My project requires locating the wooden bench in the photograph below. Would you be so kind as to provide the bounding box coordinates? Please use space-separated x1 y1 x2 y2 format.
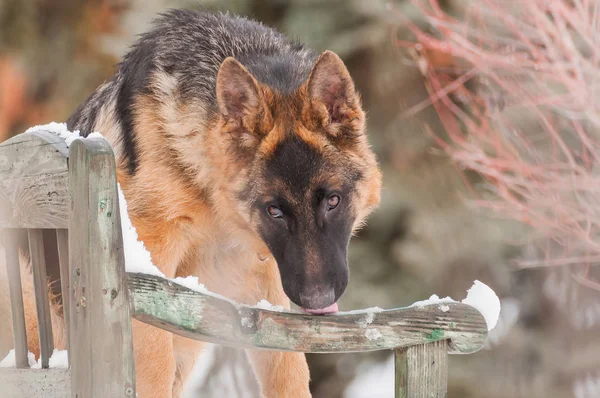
0 129 488 397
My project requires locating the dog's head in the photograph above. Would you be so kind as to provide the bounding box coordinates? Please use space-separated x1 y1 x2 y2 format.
213 51 381 313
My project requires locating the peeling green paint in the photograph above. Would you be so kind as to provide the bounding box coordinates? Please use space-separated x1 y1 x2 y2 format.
131 289 204 331
426 329 444 342
127 274 488 354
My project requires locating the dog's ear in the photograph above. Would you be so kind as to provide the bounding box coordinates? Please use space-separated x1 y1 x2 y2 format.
305 50 364 139
217 57 262 121
216 57 272 150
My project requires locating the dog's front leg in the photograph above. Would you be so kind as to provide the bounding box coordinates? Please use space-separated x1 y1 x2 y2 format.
245 349 311 398
236 262 312 398
132 319 177 398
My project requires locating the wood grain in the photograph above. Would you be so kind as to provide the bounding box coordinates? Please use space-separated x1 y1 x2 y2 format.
68 138 136 398
1 230 30 368
129 273 487 354
28 229 54 369
0 368 70 398
0 130 69 229
396 340 448 397
56 229 70 365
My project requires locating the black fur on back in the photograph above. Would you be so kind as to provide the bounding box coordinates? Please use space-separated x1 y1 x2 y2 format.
67 9 319 175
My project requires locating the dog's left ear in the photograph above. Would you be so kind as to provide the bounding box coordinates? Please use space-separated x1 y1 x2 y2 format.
305 50 364 138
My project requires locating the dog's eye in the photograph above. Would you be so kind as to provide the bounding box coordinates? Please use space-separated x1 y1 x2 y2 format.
267 205 283 218
327 195 340 210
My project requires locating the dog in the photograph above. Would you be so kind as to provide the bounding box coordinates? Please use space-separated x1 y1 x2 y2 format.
2 9 382 397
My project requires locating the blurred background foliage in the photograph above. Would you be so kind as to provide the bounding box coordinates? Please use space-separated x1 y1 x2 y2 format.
0 0 598 397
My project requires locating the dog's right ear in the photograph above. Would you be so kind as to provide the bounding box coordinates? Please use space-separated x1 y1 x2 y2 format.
217 58 261 120
216 57 272 152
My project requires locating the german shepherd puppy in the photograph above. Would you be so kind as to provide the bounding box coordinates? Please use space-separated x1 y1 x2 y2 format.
15 8 382 397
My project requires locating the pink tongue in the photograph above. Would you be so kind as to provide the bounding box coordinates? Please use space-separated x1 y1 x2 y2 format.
302 302 339 315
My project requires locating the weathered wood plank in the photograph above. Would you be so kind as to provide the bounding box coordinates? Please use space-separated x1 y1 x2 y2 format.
28 229 54 369
395 340 448 398
0 130 69 229
1 230 29 368
0 368 70 398
68 138 136 398
128 273 487 354
56 229 70 365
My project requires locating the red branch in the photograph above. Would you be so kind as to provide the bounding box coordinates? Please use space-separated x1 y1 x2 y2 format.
394 0 600 282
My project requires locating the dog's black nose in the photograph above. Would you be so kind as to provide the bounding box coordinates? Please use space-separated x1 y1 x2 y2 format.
299 286 335 310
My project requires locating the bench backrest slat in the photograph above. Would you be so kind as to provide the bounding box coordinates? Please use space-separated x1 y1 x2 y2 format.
129 272 487 354
56 229 70 365
2 230 30 368
28 228 55 368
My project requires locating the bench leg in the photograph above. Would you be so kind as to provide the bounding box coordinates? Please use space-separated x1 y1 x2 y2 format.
395 340 448 398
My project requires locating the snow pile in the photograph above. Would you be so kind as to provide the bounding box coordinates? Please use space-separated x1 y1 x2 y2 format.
254 299 285 312
170 275 244 303
365 328 382 341
170 276 207 292
462 280 501 331
117 183 165 277
239 299 289 329
45 349 69 368
410 280 501 331
338 306 384 315
26 121 86 146
0 350 36 368
171 276 235 303
240 316 254 328
344 308 385 340
357 312 376 328
410 294 455 309
0 349 68 369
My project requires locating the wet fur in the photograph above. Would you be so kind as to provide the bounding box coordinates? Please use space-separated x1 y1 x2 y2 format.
3 9 381 398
